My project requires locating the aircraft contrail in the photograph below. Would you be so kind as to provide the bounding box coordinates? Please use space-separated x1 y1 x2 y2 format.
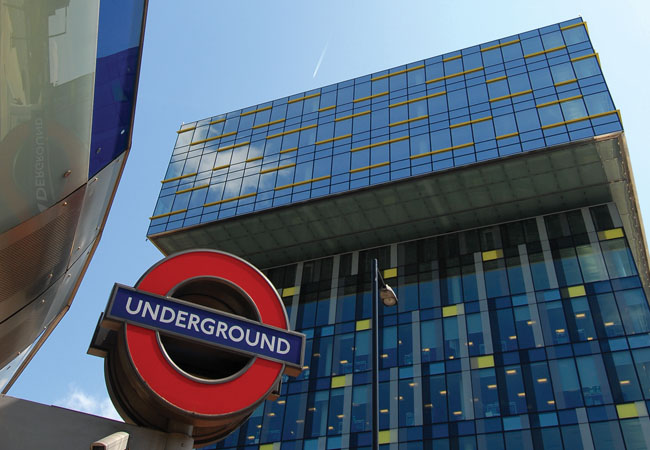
313 42 329 78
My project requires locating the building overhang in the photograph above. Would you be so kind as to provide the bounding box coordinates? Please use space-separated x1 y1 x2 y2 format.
149 132 649 287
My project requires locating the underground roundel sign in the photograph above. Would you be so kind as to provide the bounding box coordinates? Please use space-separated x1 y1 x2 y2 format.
88 250 305 446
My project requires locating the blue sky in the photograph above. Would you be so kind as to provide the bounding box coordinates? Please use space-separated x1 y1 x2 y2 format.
9 0 650 418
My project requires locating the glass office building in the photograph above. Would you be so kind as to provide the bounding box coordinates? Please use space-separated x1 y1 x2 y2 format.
147 18 650 449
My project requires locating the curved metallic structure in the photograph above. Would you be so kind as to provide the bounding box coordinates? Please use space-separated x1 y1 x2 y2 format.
0 0 149 392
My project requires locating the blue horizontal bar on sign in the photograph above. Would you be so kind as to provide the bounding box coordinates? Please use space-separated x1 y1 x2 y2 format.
105 284 305 369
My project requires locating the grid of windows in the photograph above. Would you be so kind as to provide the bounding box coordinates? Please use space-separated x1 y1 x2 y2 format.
147 18 621 237
205 204 650 450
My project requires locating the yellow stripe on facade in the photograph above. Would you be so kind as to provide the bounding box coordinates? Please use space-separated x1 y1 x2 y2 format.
442 54 462 62
245 156 263 162
217 141 250 152
318 105 336 112
489 89 533 102
149 209 187 220
356 319 371 331
212 164 230 171
371 64 425 81
474 355 495 368
616 403 639 419
274 175 331 191
482 249 504 261
191 131 237 146
481 39 520 52
410 142 473 160
389 115 428 127
350 135 410 153
335 110 371 122
354 91 389 103
282 286 298 297
554 78 578 87
568 285 586 298
161 172 197 184
561 21 587 31
315 134 352 146
541 110 619 130
384 268 397 278
259 163 296 174
266 124 317 139
496 132 519 140
252 119 285 129
442 305 459 317
389 91 446 108
177 126 195 134
450 116 492 129
287 92 320 104
426 66 483 84
240 105 272 117
209 118 226 125
175 184 209 195
204 192 257 207
279 147 298 154
486 75 507 84
349 161 390 173
571 52 598 63
524 45 567 59
331 375 347 388
536 95 583 108
598 228 624 240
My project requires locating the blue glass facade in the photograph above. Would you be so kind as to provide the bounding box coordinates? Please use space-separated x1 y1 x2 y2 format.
147 18 650 450
209 204 650 450
147 17 620 236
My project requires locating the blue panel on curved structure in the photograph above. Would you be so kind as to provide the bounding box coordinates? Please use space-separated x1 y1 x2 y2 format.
89 0 147 177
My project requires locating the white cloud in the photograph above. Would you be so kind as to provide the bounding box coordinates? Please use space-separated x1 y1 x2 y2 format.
56 384 122 421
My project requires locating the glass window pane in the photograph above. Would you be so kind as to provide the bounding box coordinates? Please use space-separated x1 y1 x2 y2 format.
447 372 469 421
569 297 597 342
526 362 555 411
548 358 583 408
466 313 486 356
501 365 527 415
423 374 447 423
632 348 650 399
616 289 650 335
538 301 569 345
472 368 500 418
305 390 329 438
513 306 537 349
591 292 625 338
576 354 613 406
444 316 461 359
421 319 444 362
351 384 371 432
605 351 643 402
398 378 418 427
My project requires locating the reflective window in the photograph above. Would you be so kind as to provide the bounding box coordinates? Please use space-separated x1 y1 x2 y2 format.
351 384 371 432
447 372 468 421
576 354 613 405
421 319 444 362
472 368 500 418
502 366 527 415
616 289 650 335
548 358 583 408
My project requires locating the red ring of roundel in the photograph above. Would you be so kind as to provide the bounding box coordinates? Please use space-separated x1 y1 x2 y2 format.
126 250 287 416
